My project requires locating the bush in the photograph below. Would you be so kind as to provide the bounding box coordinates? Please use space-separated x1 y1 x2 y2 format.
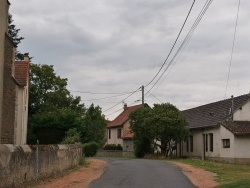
103 144 123 150
83 141 99 157
61 128 81 144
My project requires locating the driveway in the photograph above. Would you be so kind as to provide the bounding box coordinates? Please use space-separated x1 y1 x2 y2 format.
89 158 195 188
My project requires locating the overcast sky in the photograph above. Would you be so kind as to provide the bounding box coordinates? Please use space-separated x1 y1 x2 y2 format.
10 0 250 120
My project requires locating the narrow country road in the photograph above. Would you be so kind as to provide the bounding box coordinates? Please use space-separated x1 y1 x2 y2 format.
89 158 195 188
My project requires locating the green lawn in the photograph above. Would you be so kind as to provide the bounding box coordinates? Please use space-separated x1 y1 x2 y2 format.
171 158 250 188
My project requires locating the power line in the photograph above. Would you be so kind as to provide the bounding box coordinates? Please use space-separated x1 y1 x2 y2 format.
145 0 196 87
82 93 133 102
69 90 134 95
144 88 163 103
145 0 214 96
224 0 241 99
103 87 141 113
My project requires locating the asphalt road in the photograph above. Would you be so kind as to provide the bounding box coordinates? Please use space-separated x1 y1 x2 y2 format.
89 158 195 188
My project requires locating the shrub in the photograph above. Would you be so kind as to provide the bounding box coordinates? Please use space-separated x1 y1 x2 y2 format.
103 144 123 150
61 128 81 144
83 141 99 157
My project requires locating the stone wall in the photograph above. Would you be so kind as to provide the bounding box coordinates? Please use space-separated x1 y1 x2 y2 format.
1 35 16 144
0 143 82 187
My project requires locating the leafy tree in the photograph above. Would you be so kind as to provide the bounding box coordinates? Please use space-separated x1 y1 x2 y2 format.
61 128 81 144
28 64 85 144
81 104 106 145
130 103 189 158
129 107 153 157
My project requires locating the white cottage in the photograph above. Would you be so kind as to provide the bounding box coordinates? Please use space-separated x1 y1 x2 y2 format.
179 94 250 164
107 104 147 151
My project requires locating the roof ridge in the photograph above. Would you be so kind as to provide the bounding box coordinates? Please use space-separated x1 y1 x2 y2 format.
182 93 249 112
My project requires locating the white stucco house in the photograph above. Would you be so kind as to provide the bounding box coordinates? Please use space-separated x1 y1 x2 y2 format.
179 94 250 164
107 104 146 151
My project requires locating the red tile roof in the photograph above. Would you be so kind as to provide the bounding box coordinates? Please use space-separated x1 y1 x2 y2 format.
122 130 133 140
107 104 145 127
14 61 30 86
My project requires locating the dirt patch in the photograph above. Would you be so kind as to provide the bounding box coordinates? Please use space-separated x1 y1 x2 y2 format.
171 161 219 188
33 158 107 188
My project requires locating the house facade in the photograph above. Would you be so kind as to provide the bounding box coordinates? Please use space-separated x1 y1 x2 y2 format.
0 0 10 144
179 94 250 164
107 104 145 151
0 0 30 144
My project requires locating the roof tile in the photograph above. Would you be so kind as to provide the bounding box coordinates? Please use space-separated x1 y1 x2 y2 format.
14 61 30 86
107 104 145 127
182 94 249 129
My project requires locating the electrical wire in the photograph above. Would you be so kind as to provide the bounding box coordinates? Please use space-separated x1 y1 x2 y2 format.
103 87 141 113
145 0 196 87
69 90 134 95
145 0 213 96
144 88 163 103
82 93 133 102
224 0 241 99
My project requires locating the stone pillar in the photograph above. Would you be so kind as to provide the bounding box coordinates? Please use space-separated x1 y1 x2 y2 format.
0 0 10 143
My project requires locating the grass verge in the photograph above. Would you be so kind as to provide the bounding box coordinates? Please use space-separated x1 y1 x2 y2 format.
171 158 250 187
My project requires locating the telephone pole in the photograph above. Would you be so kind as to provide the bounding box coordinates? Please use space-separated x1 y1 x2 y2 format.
142 85 144 105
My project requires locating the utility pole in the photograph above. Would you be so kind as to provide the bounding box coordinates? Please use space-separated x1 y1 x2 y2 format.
142 85 144 105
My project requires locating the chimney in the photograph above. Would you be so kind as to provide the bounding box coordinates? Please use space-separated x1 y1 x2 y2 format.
123 103 127 110
23 53 30 61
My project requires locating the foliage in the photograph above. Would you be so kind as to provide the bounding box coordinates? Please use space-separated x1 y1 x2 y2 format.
61 128 81 144
103 144 123 151
130 103 189 157
82 141 99 157
80 104 106 145
7 14 25 60
28 64 86 144
79 156 89 167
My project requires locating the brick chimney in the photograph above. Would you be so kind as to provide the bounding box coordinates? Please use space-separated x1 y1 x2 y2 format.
23 53 30 61
123 103 127 110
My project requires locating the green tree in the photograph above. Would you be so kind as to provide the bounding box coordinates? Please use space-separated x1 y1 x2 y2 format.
130 103 189 158
7 14 25 60
28 64 85 144
81 104 106 145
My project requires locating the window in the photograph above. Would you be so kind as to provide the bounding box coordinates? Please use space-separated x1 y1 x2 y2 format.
117 128 121 139
108 129 111 139
209 133 213 152
222 139 230 148
190 136 193 152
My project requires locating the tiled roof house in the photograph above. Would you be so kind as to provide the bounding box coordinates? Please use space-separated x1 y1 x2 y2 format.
107 104 146 151
179 94 250 164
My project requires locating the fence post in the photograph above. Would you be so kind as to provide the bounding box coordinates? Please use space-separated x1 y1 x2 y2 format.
36 140 39 181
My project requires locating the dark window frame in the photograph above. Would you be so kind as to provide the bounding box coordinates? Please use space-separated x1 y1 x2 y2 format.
209 133 213 152
222 139 230 148
117 128 122 139
190 135 193 152
108 129 111 139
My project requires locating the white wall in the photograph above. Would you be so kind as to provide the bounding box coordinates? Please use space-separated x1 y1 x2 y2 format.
107 127 123 146
16 86 28 144
234 136 250 158
234 100 250 121
219 126 235 158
